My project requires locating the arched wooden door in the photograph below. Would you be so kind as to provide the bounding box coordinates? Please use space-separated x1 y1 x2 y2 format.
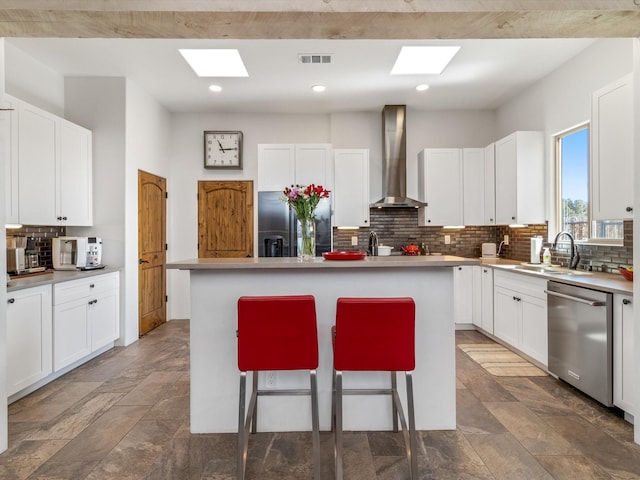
198 181 253 258
138 170 167 336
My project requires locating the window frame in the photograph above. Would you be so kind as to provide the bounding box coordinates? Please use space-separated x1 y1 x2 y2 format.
554 123 623 246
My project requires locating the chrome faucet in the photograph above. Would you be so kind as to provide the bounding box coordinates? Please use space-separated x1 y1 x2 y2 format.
552 231 580 269
368 231 378 256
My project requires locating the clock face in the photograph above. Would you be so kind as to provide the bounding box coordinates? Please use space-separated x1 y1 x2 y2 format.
204 131 243 169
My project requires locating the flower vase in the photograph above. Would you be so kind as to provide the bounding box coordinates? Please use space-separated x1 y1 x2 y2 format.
297 217 316 260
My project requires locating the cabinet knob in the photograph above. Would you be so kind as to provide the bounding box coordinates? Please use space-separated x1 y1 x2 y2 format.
427 219 431 223
63 216 68 221
364 220 368 223
513 296 521 302
626 206 633 213
57 216 62 221
90 283 95 288
483 269 488 273
489 218 493 222
458 267 462 270
7 298 15 304
511 216 516 220
623 298 632 305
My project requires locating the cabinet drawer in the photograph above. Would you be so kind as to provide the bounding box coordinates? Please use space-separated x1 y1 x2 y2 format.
54 272 118 305
494 270 546 300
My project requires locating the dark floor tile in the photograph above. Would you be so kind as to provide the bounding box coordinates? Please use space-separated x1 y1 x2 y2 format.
483 402 578 455
535 455 612 480
117 371 183 406
495 376 574 416
420 430 495 480
373 456 411 480
338 432 377 480
25 459 101 480
541 415 640 478
367 430 406 457
456 389 508 435
144 379 190 421
85 418 183 480
40 405 149 466
0 439 68 480
465 432 554 480
456 369 517 403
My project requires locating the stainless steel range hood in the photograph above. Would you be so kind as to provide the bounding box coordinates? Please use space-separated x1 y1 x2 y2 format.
370 105 426 208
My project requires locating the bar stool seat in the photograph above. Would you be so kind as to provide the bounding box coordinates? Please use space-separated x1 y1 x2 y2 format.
331 297 417 480
237 295 321 480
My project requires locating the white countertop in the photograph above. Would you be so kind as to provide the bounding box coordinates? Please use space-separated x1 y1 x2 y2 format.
7 266 121 292
167 254 477 270
479 258 633 295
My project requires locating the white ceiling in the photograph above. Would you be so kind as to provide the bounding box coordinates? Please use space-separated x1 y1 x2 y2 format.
7 37 595 114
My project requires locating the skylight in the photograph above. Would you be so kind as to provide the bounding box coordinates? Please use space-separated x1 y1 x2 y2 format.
391 46 460 75
179 49 249 77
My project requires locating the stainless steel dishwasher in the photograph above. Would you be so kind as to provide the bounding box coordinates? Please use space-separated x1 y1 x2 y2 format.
546 281 613 406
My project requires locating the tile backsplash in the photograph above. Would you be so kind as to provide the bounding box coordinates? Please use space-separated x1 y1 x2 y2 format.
6 225 66 269
333 209 633 274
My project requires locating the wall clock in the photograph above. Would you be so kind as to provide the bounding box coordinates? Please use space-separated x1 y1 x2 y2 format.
204 131 243 169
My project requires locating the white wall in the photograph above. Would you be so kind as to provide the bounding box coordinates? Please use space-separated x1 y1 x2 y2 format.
496 38 634 234
124 80 172 343
632 37 639 445
4 42 64 116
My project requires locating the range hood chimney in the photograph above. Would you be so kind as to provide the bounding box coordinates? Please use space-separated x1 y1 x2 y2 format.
370 105 426 208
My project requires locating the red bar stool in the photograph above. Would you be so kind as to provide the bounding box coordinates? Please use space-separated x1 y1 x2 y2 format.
236 295 321 480
331 297 417 480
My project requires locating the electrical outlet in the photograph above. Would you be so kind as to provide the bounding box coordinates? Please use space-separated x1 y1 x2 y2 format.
351 236 358 246
266 371 277 388
444 235 451 245
504 234 509 245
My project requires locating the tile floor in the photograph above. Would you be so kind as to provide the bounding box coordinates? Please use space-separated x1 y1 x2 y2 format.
1 321 640 479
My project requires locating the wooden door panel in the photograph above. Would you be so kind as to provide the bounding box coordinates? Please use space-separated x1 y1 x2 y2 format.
138 170 167 336
198 181 253 258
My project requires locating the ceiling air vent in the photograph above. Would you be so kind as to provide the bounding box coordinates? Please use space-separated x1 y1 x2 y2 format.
298 54 333 64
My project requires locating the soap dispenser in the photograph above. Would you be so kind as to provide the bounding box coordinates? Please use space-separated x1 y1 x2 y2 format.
542 248 551 266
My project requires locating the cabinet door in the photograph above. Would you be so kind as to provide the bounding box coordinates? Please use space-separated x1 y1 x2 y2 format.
471 266 482 327
462 148 485 226
520 294 548 366
17 101 57 225
494 134 517 225
53 298 91 371
257 144 295 191
6 285 52 396
614 294 634 412
294 144 333 189
591 73 634 220
494 286 520 346
333 149 369 227
418 148 463 226
483 143 496 225
453 266 474 325
480 267 494 333
58 119 93 225
90 291 119 351
2 96 19 224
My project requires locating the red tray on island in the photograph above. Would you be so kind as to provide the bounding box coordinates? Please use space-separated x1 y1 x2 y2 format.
322 251 367 261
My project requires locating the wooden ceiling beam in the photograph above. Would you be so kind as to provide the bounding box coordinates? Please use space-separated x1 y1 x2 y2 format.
0 1 639 39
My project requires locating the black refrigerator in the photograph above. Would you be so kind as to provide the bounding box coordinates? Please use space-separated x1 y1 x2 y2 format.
257 191 332 257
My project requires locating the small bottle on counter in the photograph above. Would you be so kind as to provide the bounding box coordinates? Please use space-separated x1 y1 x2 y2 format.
542 248 551 266
420 242 429 256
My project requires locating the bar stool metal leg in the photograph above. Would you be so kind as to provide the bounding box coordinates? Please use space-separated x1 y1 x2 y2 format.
251 371 258 434
310 369 321 480
334 370 344 480
237 371 248 480
406 371 418 480
391 371 399 433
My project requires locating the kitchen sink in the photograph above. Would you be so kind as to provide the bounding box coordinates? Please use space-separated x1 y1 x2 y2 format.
512 263 593 276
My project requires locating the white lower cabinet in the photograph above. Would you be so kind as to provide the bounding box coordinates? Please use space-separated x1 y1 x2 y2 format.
453 266 474 326
480 267 494 333
53 272 120 371
493 270 548 366
6 285 53 397
613 293 634 414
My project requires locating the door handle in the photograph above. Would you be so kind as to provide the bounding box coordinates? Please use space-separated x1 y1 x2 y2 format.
544 289 606 306
139 259 149 264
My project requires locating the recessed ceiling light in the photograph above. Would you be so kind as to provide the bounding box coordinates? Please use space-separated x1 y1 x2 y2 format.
179 49 249 77
416 84 430 91
391 46 460 75
311 85 326 92
208 85 222 92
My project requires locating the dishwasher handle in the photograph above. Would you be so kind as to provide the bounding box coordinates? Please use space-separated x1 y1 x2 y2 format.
544 289 606 306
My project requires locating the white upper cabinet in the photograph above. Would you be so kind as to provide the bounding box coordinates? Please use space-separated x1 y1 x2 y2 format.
483 143 496 225
333 148 370 228
418 148 463 226
58 119 93 225
591 73 634 220
257 144 333 191
494 131 545 225
462 147 486 225
10 96 93 226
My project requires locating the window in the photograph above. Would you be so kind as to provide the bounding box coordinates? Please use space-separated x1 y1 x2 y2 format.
556 124 623 243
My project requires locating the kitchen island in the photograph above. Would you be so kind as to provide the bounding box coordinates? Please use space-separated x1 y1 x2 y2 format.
168 255 478 433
